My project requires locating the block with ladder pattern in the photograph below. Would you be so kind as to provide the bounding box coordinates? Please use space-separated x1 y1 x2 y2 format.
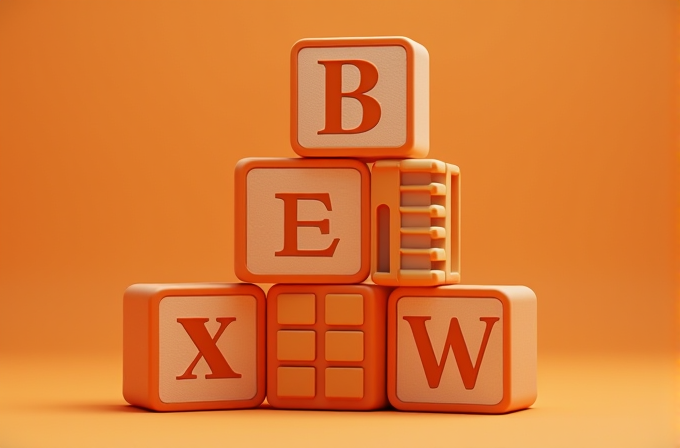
371 159 461 286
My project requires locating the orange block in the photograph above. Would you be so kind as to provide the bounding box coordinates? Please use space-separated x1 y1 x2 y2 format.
387 285 537 414
123 283 266 411
235 158 370 284
267 284 391 410
371 159 461 286
291 37 429 161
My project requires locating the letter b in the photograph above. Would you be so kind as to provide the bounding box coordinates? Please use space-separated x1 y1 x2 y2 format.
291 37 430 160
317 60 381 135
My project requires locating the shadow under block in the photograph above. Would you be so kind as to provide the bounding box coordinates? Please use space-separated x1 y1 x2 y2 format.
123 283 266 411
387 285 537 414
235 157 370 284
371 159 461 286
266 283 391 410
291 36 429 161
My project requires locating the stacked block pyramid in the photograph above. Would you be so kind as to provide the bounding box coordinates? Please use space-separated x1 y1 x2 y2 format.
123 36 537 414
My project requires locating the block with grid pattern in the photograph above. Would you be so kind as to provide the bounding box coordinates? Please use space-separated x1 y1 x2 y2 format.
267 283 391 410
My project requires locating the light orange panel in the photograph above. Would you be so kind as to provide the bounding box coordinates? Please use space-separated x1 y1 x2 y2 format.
324 293 364 325
277 293 316 325
277 330 316 361
234 157 370 284
267 283 392 410
325 368 364 399
387 285 537 414
325 331 364 362
277 367 316 398
371 159 461 286
122 283 266 412
291 37 429 161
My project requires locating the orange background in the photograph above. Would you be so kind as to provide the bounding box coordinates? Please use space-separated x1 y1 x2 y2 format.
0 1 677 447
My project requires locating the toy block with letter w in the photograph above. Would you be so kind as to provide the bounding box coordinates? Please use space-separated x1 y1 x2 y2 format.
234 157 370 284
123 283 266 411
291 37 429 160
387 285 536 413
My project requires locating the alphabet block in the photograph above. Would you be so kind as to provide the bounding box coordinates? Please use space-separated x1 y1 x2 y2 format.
123 283 266 411
235 158 370 284
291 37 429 160
267 283 391 410
372 159 460 286
388 285 536 413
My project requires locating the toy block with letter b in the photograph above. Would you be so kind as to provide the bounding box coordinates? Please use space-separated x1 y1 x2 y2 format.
291 37 429 160
266 283 391 410
123 283 266 411
234 157 370 284
387 285 537 413
372 159 460 286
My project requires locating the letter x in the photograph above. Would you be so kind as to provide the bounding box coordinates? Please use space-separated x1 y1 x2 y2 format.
176 317 242 380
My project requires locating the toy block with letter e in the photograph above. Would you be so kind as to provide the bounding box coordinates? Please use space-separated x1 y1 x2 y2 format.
123 283 266 411
387 285 537 413
291 37 429 161
266 283 391 410
372 159 460 286
234 157 370 284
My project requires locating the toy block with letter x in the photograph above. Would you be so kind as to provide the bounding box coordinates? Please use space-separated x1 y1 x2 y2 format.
123 283 265 411
266 283 391 410
234 157 370 284
387 285 536 413
372 159 460 286
291 37 429 160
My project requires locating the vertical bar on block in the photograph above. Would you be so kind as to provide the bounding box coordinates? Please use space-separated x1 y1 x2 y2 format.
377 204 390 273
371 161 402 283
447 166 461 283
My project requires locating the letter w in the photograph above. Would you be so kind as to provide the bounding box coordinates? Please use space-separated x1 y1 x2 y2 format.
403 316 499 390
176 317 242 380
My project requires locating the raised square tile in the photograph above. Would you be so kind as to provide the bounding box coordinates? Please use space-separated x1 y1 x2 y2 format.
277 367 316 398
277 293 316 325
325 293 363 325
277 330 316 361
325 331 364 362
325 368 364 399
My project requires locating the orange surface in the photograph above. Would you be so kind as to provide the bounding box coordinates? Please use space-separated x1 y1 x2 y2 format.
0 353 675 448
291 37 429 160
388 285 536 413
371 159 461 286
234 157 371 284
0 0 677 446
266 283 391 410
123 283 266 411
